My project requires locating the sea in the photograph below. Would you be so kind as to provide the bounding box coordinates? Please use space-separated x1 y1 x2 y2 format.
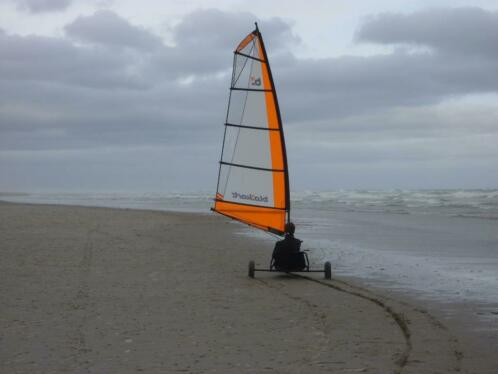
2 189 497 336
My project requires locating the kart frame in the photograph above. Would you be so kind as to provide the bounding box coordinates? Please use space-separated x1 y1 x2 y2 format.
248 251 331 280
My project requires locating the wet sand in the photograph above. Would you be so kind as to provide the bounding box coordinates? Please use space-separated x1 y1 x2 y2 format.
0 202 491 373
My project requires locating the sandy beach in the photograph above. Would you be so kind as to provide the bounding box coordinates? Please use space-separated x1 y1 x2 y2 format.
0 202 494 373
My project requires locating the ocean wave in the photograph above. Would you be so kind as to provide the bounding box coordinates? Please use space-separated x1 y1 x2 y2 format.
291 189 498 219
2 189 497 219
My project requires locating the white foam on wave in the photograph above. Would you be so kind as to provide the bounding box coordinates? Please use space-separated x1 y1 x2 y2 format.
2 189 497 219
291 189 498 218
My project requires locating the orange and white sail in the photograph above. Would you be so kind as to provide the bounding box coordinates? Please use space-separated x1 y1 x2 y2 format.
212 24 290 235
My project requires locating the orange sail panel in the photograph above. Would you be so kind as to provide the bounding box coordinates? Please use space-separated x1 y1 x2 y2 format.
212 26 290 235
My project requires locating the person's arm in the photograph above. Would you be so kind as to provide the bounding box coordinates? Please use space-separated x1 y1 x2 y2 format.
272 241 281 257
294 238 302 252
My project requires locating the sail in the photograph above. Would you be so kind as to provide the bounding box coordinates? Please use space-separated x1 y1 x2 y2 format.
212 25 290 235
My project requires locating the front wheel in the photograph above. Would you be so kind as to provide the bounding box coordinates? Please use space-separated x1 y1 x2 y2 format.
248 260 255 278
324 261 332 280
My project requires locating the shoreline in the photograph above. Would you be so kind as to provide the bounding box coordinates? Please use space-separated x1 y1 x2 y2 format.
1 201 496 373
0 198 212 215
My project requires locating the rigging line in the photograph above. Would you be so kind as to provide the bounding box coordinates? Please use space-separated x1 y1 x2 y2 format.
220 39 255 195
222 39 260 195
232 41 254 87
262 229 282 239
216 55 237 195
222 51 253 195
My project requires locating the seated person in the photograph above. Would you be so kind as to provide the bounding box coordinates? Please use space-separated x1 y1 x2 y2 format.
272 222 306 270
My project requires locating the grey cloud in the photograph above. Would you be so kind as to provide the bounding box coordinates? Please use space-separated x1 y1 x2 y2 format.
150 9 297 78
65 10 164 51
277 50 498 123
173 9 298 51
1 7 498 191
2 7 496 135
288 124 498 190
0 30 148 89
0 144 218 192
275 7 498 123
356 7 498 58
16 0 72 13
60 9 296 81
288 102 498 145
0 79 226 151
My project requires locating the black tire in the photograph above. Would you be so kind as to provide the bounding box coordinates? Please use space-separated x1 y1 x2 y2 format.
324 261 332 280
248 260 255 278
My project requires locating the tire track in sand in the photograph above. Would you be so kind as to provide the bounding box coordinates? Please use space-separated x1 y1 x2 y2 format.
256 277 333 374
292 273 462 373
67 225 98 371
292 274 411 373
319 276 463 372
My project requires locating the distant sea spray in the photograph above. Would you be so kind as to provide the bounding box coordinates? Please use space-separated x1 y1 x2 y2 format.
292 189 498 220
1 189 497 220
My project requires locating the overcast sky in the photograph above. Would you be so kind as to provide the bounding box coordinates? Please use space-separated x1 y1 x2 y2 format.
1 0 497 192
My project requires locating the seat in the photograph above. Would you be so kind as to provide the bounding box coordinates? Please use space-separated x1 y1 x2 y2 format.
271 251 309 271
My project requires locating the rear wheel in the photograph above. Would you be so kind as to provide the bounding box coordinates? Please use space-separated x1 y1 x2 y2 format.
248 260 255 278
324 261 332 280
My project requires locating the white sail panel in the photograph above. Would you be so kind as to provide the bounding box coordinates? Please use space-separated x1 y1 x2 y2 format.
233 52 263 87
221 126 272 169
218 165 275 207
227 91 268 128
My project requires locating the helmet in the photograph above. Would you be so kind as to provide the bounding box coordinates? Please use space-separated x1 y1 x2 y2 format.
285 222 295 234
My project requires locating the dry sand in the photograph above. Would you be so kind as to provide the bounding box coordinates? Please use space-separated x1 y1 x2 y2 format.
0 202 492 373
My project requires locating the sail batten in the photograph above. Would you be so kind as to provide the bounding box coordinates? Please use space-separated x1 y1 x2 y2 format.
234 52 266 63
230 87 272 92
225 123 280 131
213 26 290 236
219 161 285 173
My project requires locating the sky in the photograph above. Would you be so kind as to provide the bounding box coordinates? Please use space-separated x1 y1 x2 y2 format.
1 0 498 192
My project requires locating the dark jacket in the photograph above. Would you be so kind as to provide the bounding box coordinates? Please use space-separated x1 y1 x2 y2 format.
272 234 304 270
273 234 302 258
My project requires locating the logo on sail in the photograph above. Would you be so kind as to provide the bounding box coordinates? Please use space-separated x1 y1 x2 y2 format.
250 75 261 86
232 192 268 203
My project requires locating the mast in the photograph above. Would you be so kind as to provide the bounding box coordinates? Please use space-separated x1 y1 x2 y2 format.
254 24 291 223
